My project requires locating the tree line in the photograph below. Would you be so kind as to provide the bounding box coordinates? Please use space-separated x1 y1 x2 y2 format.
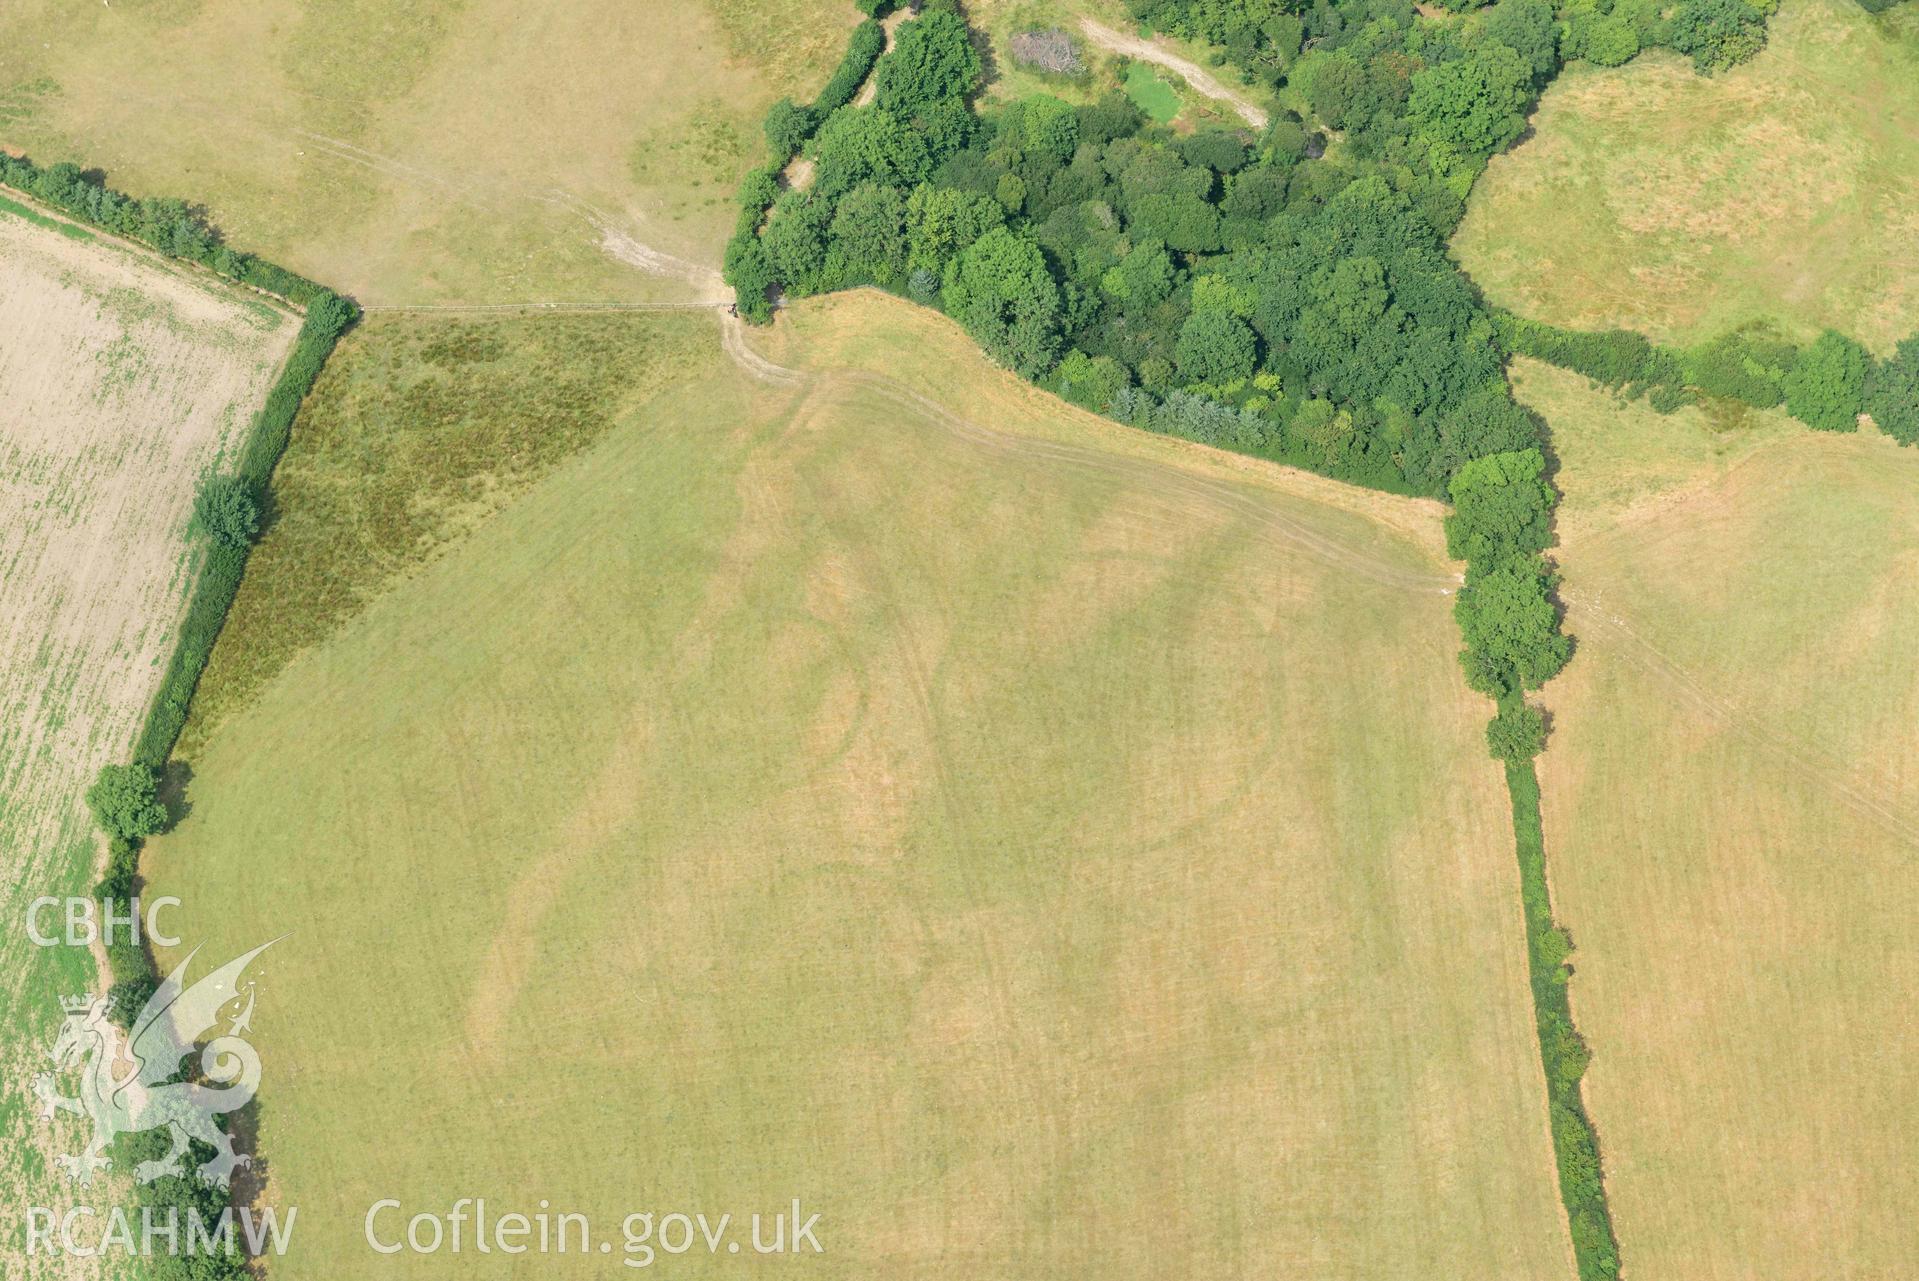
1501 311 1919 440
1130 0 1776 77
0 153 338 308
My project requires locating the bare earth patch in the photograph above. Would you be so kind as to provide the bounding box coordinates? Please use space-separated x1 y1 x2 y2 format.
1078 19 1269 128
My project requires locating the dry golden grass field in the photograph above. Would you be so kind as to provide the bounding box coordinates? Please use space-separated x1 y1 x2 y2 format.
146 294 1575 1278
1514 359 1919 1280
1456 0 1919 350
0 196 296 1277
0 0 854 304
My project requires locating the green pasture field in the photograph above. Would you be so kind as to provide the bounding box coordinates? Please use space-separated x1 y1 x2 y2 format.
1123 62 1182 123
1513 359 1919 1280
1455 0 1919 351
147 294 1571 1278
0 0 854 305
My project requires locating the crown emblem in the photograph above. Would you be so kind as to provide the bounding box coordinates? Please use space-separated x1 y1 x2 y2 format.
60 994 97 1013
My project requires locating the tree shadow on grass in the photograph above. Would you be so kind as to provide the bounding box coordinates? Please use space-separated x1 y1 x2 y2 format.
159 759 195 831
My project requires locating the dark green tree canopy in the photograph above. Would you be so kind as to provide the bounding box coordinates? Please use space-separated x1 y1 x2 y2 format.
1454 560 1572 697
941 226 1063 378
874 5 982 117
1784 329 1869 433
1408 41 1534 160
1175 310 1258 386
1666 0 1768 74
763 99 817 158
1486 699 1547 763
1867 336 1919 445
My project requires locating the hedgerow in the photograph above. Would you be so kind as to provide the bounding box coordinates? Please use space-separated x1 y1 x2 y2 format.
1508 759 1621 1280
1495 311 1683 395
0 153 335 306
1783 329 1870 432
4 159 354 1281
1502 311 1892 437
819 20 892 119
135 292 357 768
0 159 356 773
1487 698 1546 763
758 16 890 169
1866 337 1919 443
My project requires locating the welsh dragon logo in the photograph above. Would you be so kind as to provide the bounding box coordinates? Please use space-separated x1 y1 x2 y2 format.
33 938 280 1188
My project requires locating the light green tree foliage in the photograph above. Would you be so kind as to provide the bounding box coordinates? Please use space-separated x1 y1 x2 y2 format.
1190 272 1255 319
1446 448 1555 564
1783 329 1869 432
86 763 168 841
941 226 1063 378
1409 42 1534 159
1455 560 1572 696
1056 350 1133 412
1288 397 1356 466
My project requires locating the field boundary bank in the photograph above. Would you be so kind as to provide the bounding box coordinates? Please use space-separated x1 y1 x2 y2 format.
1 149 356 1281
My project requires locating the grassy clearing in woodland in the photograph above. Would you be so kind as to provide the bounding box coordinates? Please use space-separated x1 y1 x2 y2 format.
0 0 853 303
148 293 1570 1278
0 199 295 1276
1455 0 1919 350
1514 359 1919 1281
